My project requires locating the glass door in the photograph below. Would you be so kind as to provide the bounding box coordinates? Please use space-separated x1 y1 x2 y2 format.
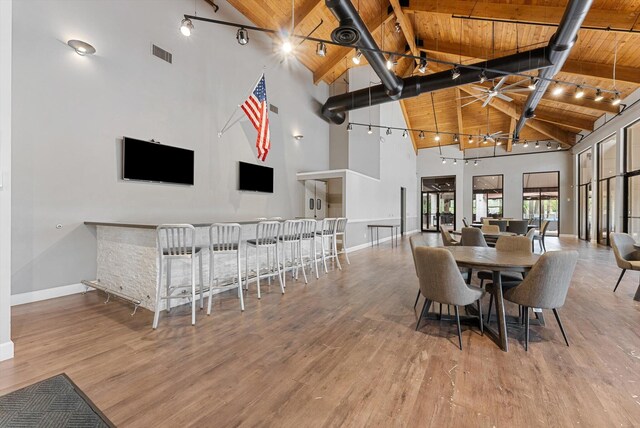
579 182 592 241
598 136 617 246
625 119 640 241
421 176 456 232
522 172 560 235
627 174 640 241
439 192 455 229
422 192 439 232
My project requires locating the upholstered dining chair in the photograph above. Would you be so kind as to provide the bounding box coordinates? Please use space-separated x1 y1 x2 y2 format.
488 220 508 232
414 246 485 349
461 227 488 247
440 225 459 246
610 232 640 293
409 234 428 309
462 218 469 227
502 250 579 350
481 224 501 234
507 220 529 235
533 220 550 252
481 236 533 322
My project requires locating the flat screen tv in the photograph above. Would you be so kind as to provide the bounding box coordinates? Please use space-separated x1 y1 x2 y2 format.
122 137 194 185
238 161 273 193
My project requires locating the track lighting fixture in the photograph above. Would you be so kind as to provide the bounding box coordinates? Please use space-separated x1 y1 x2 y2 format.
386 128 392 136
418 58 428 74
451 67 461 80
419 131 425 140
434 134 440 142
546 142 552 149
557 143 562 150
535 141 540 148
479 70 487 84
180 18 194 36
402 129 408 138
474 160 478 166
394 22 401 33
367 125 373 135
453 159 457 165
347 123 352 131
612 92 621 106
482 136 488 144
551 82 563 96
574 86 585 99
453 134 459 143
528 77 537 90
352 49 362 65
316 41 326 57
523 140 529 148
236 27 249 45
594 89 604 102
442 158 447 164
465 160 469 165
386 55 396 70
468 135 473 144
496 140 502 146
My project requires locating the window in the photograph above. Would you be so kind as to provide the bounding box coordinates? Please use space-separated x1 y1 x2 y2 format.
523 172 560 236
472 175 503 222
625 120 640 241
578 149 593 241
598 136 617 246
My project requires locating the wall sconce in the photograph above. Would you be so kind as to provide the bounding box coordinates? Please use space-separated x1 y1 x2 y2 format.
67 40 96 56
293 135 304 141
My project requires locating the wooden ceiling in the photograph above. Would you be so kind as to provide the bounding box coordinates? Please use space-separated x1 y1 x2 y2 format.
226 0 640 151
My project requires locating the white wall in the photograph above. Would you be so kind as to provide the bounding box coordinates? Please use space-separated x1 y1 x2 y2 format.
11 0 330 295
0 0 13 361
416 146 574 235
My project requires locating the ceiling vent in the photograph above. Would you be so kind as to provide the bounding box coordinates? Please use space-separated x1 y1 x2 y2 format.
152 44 172 64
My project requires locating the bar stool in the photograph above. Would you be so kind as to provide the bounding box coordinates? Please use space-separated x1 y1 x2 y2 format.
245 221 284 299
153 224 204 329
300 219 320 279
207 223 245 315
317 218 339 272
335 218 350 266
279 220 307 287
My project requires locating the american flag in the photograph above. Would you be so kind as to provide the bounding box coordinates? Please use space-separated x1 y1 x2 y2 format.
241 74 271 161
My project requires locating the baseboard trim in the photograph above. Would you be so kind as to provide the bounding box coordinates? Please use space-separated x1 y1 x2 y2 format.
11 283 94 306
559 234 578 238
0 340 14 361
347 229 417 253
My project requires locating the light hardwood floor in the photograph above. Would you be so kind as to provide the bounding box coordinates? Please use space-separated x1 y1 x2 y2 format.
1 235 640 427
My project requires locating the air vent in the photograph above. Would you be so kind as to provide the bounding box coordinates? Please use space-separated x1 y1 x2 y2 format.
152 44 172 64
269 104 278 114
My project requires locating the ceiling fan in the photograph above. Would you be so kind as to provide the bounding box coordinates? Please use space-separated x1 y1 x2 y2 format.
458 76 533 108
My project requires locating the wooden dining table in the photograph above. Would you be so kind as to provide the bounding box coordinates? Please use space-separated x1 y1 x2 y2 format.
445 246 540 352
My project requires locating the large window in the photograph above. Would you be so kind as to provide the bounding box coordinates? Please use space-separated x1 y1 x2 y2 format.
625 120 640 241
598 136 617 246
578 149 593 241
472 175 503 222
523 172 560 236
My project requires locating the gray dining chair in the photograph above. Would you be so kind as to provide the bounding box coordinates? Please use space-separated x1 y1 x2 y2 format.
462 218 469 227
489 219 508 232
409 234 429 309
507 220 529 235
610 232 640 293
440 225 459 246
461 227 488 247
413 246 485 349
481 236 533 322
533 220 550 252
502 250 579 350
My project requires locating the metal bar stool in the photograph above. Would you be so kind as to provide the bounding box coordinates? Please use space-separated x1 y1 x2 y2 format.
279 220 307 287
335 218 350 266
153 224 204 329
316 218 339 272
245 221 284 299
207 223 245 315
300 219 320 279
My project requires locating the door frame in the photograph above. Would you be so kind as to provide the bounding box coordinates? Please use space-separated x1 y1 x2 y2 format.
420 175 457 233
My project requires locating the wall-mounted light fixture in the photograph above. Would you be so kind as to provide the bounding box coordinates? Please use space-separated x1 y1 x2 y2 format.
67 40 96 56
293 135 304 140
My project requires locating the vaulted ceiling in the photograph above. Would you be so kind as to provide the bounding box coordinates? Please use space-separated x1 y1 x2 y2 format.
227 0 640 151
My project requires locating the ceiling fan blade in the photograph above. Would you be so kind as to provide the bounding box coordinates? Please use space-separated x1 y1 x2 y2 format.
489 131 503 137
482 94 494 107
496 94 513 102
493 76 509 91
470 86 490 92
462 98 483 108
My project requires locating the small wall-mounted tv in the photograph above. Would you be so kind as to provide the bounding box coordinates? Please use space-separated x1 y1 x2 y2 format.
122 137 194 185
239 161 274 193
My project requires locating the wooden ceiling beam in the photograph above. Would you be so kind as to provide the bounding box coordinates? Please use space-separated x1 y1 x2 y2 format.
290 0 325 33
313 5 394 84
389 0 418 63
403 0 640 31
507 117 516 152
417 40 640 85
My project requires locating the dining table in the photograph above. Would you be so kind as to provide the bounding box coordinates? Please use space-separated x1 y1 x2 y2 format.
445 246 540 352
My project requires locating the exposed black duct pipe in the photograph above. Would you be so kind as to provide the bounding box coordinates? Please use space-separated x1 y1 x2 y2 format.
322 48 551 124
514 0 593 139
325 0 403 98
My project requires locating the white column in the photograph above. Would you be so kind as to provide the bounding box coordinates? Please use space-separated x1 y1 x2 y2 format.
0 0 14 361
